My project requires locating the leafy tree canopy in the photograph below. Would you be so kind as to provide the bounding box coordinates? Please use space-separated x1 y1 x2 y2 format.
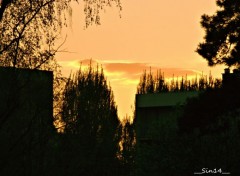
197 0 240 67
61 62 120 140
60 62 121 175
0 0 122 69
137 68 221 94
0 0 122 123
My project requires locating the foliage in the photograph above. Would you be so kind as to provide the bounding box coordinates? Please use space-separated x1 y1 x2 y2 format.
137 68 222 94
137 107 240 176
60 63 121 175
0 0 123 175
135 67 240 175
119 116 136 176
196 0 240 67
0 0 122 130
1 0 65 69
178 80 240 134
0 0 122 69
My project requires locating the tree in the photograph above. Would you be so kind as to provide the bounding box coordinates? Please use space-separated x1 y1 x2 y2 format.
60 63 121 175
196 0 240 67
0 0 122 69
119 116 136 176
0 0 122 125
0 1 122 174
0 1 122 175
137 68 221 94
0 0 122 124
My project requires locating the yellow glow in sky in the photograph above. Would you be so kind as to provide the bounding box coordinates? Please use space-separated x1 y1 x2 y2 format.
56 0 225 119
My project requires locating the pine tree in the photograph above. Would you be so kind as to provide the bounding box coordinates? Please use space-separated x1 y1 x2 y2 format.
196 0 240 67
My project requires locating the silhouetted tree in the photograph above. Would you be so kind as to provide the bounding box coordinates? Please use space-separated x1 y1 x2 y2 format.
137 69 168 94
137 68 221 94
0 1 122 175
196 0 240 67
0 0 122 132
0 0 122 24
0 0 122 68
134 68 240 175
60 63 121 176
120 116 136 176
135 83 240 175
178 83 240 134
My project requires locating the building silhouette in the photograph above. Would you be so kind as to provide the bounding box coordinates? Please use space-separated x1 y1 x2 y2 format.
135 68 240 175
0 67 53 175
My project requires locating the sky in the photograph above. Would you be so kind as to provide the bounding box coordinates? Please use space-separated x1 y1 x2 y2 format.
56 0 225 120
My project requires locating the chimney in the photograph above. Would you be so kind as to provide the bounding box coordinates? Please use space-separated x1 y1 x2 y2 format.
222 68 231 88
222 68 240 89
233 68 240 75
224 68 230 74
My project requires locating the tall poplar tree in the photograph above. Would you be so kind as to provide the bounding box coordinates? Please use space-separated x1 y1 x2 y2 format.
61 63 121 175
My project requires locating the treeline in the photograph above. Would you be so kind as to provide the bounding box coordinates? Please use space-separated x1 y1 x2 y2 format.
136 68 240 176
137 68 222 94
51 63 136 176
0 63 136 176
1 64 240 176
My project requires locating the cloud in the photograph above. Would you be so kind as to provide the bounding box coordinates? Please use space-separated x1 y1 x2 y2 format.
79 59 98 65
104 63 148 74
102 62 201 84
58 60 80 69
58 59 202 85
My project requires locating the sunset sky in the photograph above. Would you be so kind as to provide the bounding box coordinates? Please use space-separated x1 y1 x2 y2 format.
56 0 225 120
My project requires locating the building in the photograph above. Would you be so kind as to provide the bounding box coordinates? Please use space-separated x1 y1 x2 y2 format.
135 68 240 175
0 67 53 175
135 90 200 175
135 91 200 142
222 68 240 89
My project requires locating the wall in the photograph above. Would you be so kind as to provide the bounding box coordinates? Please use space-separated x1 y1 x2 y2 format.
135 91 200 175
136 91 200 141
0 67 53 175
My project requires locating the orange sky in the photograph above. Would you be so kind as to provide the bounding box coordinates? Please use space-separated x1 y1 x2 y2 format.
56 0 225 120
